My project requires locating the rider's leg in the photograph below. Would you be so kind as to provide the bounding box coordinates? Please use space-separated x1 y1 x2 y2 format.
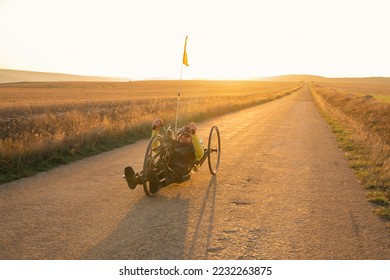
147 168 175 193
161 170 175 187
146 168 161 194
145 165 188 193
159 166 185 187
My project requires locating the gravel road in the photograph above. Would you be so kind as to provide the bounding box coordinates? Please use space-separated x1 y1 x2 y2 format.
1 84 389 259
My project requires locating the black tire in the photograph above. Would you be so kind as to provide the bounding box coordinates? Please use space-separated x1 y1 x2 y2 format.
143 134 163 197
207 126 221 175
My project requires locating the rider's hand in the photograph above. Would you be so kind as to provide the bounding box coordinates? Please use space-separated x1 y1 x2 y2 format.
186 122 197 134
152 118 164 130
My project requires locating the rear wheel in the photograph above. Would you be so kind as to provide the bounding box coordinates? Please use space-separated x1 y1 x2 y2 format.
143 135 164 197
207 126 221 175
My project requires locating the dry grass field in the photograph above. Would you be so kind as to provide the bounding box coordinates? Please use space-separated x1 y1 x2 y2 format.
0 80 302 183
311 82 390 222
314 82 390 103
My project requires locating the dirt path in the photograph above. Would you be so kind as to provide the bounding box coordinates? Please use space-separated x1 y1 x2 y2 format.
1 84 389 260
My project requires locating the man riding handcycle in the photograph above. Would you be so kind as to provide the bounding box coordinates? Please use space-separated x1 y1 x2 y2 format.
124 118 221 196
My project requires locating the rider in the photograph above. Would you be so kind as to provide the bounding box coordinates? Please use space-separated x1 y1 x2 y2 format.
124 118 204 194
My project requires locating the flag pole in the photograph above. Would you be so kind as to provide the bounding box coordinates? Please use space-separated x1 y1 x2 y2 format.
175 63 184 139
175 36 189 139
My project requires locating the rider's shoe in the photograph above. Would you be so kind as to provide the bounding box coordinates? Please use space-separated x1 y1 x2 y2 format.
147 169 161 194
147 170 166 194
124 166 141 190
150 181 160 194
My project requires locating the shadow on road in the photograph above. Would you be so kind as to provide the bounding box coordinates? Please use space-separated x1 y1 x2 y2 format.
82 193 189 259
83 176 218 259
187 175 218 259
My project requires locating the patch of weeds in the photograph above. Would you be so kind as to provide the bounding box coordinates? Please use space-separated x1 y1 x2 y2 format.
313 92 390 223
367 191 389 206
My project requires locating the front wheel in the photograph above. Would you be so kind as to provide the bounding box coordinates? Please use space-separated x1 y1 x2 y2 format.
207 126 221 175
143 134 164 197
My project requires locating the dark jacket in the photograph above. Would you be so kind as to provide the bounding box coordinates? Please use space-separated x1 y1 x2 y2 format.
168 142 195 179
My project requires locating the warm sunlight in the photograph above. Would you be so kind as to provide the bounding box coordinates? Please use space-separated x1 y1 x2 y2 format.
0 0 389 79
1 0 390 270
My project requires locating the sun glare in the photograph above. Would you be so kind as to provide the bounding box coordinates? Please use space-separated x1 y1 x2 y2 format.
0 0 389 79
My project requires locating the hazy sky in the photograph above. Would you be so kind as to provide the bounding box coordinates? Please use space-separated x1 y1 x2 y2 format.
1 0 389 80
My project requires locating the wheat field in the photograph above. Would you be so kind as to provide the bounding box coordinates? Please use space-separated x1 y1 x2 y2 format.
0 80 302 182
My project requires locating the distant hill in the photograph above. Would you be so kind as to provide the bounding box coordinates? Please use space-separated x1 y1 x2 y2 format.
2 69 389 84
261 74 328 82
261 74 390 84
0 69 128 83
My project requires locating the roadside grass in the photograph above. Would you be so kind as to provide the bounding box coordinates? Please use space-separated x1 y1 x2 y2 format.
310 83 390 227
0 80 302 183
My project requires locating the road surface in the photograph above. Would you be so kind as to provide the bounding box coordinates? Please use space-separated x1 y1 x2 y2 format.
1 84 389 259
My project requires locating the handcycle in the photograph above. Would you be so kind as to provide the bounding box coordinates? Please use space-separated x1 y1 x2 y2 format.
139 123 221 197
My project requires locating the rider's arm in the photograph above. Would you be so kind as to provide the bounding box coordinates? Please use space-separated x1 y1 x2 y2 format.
192 134 204 161
151 118 163 140
151 129 160 148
